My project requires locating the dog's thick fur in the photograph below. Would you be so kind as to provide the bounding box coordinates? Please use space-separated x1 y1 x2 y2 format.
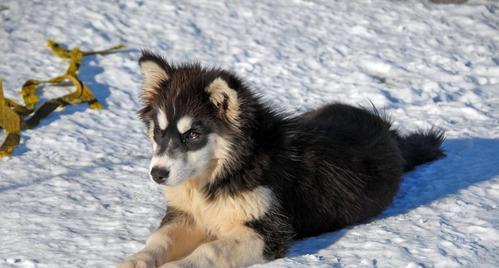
118 52 445 268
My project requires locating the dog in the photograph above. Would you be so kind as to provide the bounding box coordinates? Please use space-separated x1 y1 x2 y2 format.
117 52 445 268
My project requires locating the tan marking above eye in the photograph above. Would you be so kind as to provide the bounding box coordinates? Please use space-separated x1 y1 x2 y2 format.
177 116 193 134
158 109 168 130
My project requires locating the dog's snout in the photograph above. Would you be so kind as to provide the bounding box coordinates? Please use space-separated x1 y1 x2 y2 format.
150 167 170 184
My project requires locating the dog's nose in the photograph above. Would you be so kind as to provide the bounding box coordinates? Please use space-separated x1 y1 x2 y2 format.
150 167 170 184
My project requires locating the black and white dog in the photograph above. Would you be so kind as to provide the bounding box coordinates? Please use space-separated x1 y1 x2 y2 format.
118 52 445 268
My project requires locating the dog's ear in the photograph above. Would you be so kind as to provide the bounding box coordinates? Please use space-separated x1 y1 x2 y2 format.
206 77 240 125
138 51 172 101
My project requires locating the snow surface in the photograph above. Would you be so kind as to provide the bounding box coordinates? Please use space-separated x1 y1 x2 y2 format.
1 0 498 267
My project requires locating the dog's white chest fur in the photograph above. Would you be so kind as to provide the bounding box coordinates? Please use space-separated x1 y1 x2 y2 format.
164 182 273 237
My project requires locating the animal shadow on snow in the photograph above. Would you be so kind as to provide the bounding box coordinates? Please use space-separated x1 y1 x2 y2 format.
288 138 499 257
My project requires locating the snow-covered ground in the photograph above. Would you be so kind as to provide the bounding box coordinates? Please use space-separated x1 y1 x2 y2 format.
1 0 498 267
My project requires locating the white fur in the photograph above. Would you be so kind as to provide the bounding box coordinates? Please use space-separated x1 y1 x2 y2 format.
150 134 218 186
148 121 157 152
176 116 193 134
158 109 168 130
150 153 174 171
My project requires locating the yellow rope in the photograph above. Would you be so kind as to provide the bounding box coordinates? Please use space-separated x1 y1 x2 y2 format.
0 40 124 157
0 81 21 157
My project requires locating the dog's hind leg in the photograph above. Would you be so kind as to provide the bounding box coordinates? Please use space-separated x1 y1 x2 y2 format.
159 227 266 268
117 208 206 268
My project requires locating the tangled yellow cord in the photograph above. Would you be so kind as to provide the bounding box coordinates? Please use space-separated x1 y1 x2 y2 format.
0 40 124 158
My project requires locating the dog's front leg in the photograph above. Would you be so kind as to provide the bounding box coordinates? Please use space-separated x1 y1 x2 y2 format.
159 232 266 268
118 208 205 268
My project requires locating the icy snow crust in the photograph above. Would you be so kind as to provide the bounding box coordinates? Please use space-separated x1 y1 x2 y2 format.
0 0 498 267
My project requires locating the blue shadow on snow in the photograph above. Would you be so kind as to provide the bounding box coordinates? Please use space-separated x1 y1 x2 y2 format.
34 55 110 128
288 138 499 257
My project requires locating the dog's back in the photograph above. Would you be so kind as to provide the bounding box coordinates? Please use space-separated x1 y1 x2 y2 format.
254 103 444 238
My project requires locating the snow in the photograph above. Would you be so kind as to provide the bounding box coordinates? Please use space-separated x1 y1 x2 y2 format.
1 0 498 267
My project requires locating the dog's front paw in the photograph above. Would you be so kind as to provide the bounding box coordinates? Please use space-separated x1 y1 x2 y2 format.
117 252 156 268
158 262 184 268
159 259 200 268
117 260 147 268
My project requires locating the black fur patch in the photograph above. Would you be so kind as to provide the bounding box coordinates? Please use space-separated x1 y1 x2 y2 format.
246 209 294 260
152 118 211 156
393 128 445 171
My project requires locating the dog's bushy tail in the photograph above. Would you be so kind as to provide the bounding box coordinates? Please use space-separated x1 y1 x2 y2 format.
393 128 445 172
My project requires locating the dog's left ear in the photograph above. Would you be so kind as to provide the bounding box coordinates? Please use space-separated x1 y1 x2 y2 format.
206 77 240 125
138 51 172 101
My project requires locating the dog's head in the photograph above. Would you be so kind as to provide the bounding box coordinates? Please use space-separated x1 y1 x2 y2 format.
137 52 250 186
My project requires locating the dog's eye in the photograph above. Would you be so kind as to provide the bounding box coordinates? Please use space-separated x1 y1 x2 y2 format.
185 130 201 141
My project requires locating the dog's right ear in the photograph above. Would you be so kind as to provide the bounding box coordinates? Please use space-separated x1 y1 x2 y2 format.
139 51 172 100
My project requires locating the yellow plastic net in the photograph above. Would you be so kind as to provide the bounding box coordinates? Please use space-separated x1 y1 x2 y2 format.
0 40 124 158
